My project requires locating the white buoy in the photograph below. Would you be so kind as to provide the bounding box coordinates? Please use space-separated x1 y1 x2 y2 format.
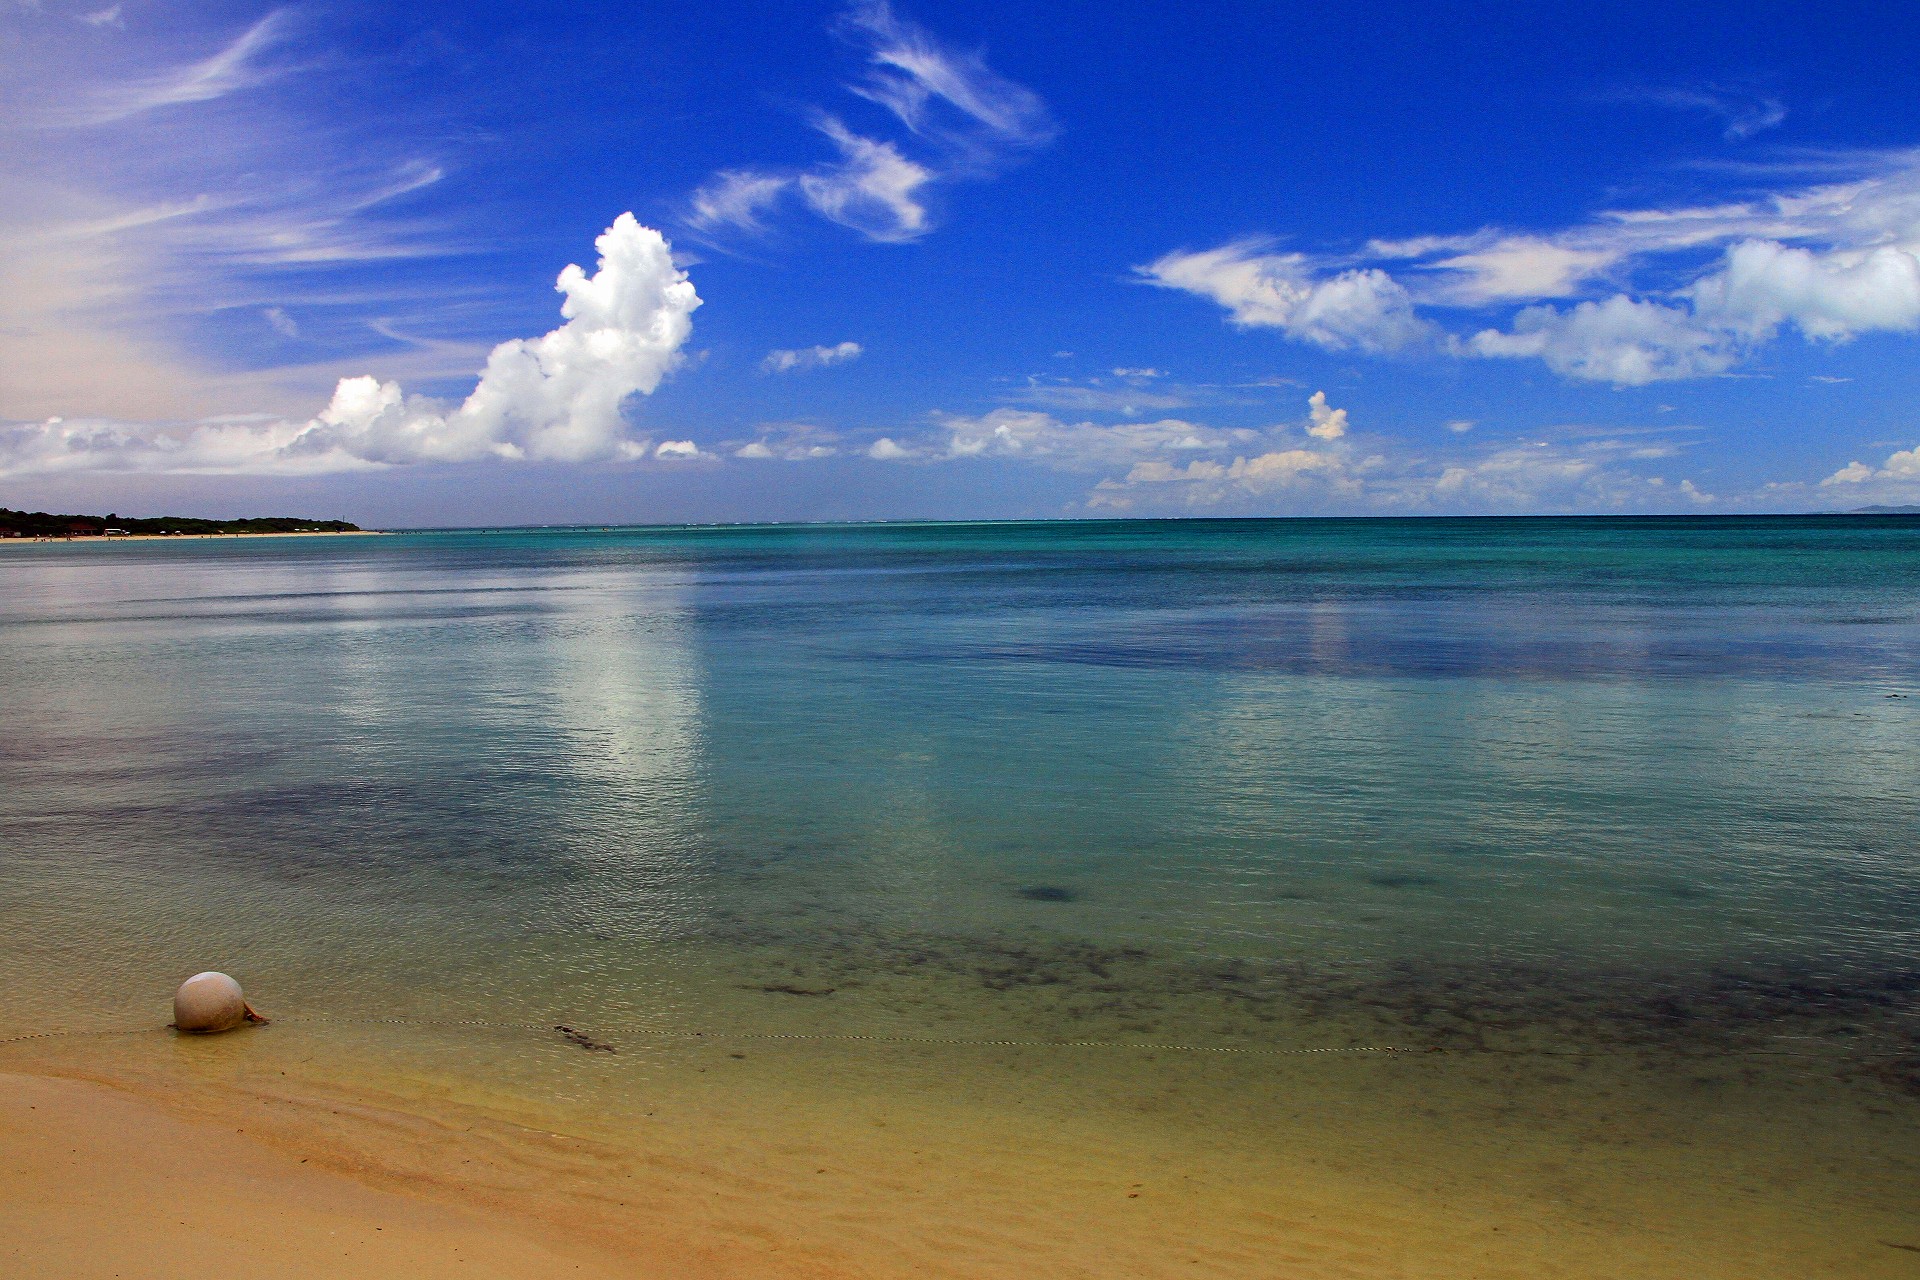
172 971 266 1033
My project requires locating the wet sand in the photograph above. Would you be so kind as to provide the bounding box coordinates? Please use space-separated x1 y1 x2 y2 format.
3 1015 1916 1280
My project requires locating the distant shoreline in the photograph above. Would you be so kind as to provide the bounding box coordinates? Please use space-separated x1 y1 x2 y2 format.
0 530 388 546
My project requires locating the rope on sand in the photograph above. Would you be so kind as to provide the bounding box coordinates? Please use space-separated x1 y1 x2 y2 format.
0 1027 155 1048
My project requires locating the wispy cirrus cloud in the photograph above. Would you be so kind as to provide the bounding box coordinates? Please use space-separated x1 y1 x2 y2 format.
58 9 295 126
685 1 1052 244
0 7 474 422
1002 381 1193 417
688 171 791 236
1144 148 1920 385
839 0 1054 155
794 118 934 242
1609 84 1788 142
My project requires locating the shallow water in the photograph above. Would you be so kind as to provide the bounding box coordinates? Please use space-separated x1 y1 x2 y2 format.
3 517 1918 1275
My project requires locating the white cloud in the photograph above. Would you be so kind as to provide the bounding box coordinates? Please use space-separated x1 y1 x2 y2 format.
688 171 792 236
841 0 1054 150
1426 237 1621 302
1446 419 1475 432
1004 382 1191 416
1112 367 1166 378
729 426 839 460
1883 447 1920 478
0 11 480 422
686 4 1050 243
1822 446 1920 488
66 10 292 126
862 392 1356 476
1140 243 1433 354
1228 448 1339 486
762 340 864 373
1468 295 1738 383
796 119 933 242
262 307 298 338
933 408 1252 468
1121 458 1228 484
79 5 122 28
1306 390 1347 440
1688 238 1920 341
850 390 1723 514
1426 446 1600 506
0 215 700 475
654 440 707 459
1148 150 1920 384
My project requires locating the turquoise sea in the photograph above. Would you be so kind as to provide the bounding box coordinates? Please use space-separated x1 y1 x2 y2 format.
2 516 1917 1276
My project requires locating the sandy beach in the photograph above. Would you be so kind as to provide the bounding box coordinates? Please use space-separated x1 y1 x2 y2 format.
0 1071 619 1280
3 1015 1916 1280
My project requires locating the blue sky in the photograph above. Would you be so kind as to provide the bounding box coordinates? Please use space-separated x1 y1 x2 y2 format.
3 0 1918 524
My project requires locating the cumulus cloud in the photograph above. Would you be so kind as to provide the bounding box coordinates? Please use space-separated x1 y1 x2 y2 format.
1822 445 1920 488
763 340 864 374
0 214 700 475
1306 390 1348 440
867 436 914 459
685 3 1050 243
1688 239 1920 340
1467 295 1738 383
730 425 839 460
1148 150 1920 384
1140 243 1433 354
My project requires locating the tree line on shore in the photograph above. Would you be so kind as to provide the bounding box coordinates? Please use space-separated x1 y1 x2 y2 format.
1 507 361 537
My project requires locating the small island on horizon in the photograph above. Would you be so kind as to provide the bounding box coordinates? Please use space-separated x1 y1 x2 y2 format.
1 506 363 540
